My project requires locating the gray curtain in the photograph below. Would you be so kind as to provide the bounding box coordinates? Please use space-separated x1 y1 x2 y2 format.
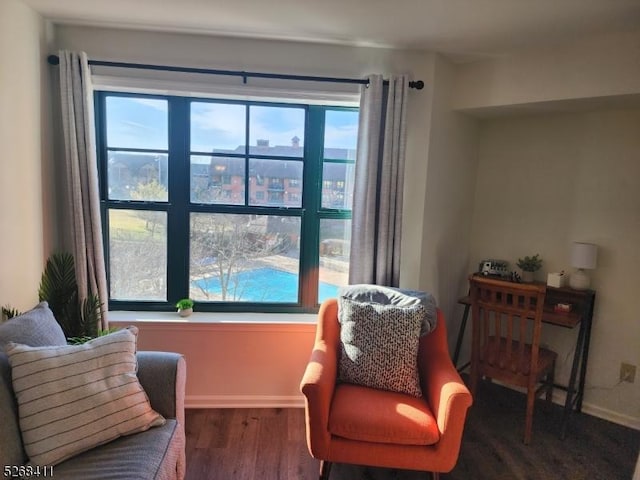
59 50 109 329
349 74 409 287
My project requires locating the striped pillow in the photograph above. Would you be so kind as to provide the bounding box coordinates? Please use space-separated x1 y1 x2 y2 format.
5 326 165 466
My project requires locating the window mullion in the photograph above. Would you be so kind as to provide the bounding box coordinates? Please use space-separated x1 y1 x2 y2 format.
166 96 191 305
300 106 324 309
94 92 112 301
244 105 251 205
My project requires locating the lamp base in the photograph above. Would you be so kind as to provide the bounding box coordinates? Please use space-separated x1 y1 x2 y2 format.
569 269 590 290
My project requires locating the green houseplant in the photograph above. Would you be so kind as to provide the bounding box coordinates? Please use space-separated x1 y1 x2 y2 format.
1 306 22 322
2 252 105 341
516 254 543 282
38 252 102 340
176 298 194 317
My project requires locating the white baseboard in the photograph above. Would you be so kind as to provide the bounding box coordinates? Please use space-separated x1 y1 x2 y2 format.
581 402 640 431
549 390 640 430
479 380 640 431
186 394 305 409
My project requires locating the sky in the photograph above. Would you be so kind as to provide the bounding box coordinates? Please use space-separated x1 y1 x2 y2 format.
105 96 359 155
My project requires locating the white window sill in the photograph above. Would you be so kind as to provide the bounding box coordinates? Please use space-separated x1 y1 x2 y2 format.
107 310 317 325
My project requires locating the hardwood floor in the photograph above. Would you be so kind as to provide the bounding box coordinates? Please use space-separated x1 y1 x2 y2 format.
185 381 640 480
185 407 317 480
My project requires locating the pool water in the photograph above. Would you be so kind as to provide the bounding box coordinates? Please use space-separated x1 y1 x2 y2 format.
192 267 339 303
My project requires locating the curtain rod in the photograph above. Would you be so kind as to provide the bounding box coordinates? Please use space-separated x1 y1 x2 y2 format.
47 54 424 90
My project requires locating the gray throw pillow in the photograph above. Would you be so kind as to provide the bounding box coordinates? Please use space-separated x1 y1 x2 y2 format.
338 284 437 336
0 302 66 350
338 296 424 397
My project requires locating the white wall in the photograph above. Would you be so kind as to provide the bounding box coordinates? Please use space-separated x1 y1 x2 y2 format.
417 54 480 345
453 30 640 113
451 28 640 427
53 25 451 407
468 109 640 426
0 0 53 312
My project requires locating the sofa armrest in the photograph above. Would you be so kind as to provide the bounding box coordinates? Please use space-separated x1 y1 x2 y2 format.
0 353 27 467
136 351 186 428
299 299 340 458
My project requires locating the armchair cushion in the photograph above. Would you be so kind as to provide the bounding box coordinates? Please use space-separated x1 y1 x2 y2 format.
5 326 165 467
337 296 424 397
328 383 439 445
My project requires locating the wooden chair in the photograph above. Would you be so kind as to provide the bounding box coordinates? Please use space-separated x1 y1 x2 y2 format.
300 299 473 480
468 275 556 444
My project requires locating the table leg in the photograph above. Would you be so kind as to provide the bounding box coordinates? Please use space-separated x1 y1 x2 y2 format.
576 295 595 412
561 317 587 439
453 304 470 369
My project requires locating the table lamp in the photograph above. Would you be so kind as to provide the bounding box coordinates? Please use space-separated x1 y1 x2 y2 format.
569 242 597 289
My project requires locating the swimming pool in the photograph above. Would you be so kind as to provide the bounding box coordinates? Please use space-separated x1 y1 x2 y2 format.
192 267 339 303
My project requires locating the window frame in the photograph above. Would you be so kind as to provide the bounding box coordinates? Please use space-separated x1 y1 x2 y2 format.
95 91 356 313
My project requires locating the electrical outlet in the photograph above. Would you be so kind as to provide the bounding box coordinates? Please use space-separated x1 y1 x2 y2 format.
619 363 636 383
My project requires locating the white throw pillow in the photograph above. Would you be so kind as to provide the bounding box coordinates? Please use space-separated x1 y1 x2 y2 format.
5 326 165 466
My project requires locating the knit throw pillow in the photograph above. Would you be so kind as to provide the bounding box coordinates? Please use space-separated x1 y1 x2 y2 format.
338 296 424 397
5 327 165 466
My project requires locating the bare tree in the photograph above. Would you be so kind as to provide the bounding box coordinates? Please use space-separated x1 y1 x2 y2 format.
190 214 297 301
130 180 167 237
109 222 166 300
109 180 168 300
111 181 299 302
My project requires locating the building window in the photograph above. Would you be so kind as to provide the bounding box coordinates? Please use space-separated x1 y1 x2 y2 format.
288 192 301 203
96 92 358 312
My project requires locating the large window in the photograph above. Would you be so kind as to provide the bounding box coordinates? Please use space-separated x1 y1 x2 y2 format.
95 92 358 312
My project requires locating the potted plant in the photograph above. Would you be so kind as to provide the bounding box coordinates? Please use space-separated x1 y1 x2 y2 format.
2 252 105 342
39 252 102 339
176 298 194 317
516 254 543 282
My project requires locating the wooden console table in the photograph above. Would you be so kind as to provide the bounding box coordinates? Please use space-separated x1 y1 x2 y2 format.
452 283 596 438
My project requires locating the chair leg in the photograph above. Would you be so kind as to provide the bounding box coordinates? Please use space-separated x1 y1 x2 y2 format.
430 471 440 480
524 385 536 445
546 362 556 408
469 363 479 397
319 460 332 480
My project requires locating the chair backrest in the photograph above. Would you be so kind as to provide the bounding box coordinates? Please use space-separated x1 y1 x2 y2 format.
469 276 546 379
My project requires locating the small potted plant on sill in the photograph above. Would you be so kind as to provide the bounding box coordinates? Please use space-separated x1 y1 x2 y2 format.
176 298 194 317
516 254 543 282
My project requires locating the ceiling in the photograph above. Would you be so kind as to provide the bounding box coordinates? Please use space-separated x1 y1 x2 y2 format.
22 0 640 62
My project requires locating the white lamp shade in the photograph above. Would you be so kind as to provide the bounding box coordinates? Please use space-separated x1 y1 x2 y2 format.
570 242 598 270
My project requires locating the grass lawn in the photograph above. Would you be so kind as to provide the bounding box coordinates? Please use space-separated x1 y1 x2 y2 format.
109 210 166 240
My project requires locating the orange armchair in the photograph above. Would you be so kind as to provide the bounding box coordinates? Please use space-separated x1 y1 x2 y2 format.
300 299 473 480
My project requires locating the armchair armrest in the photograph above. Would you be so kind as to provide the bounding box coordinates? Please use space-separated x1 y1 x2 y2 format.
419 309 473 469
136 351 186 428
300 299 340 458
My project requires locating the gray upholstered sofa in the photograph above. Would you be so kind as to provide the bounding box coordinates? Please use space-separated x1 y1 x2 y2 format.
0 303 186 480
